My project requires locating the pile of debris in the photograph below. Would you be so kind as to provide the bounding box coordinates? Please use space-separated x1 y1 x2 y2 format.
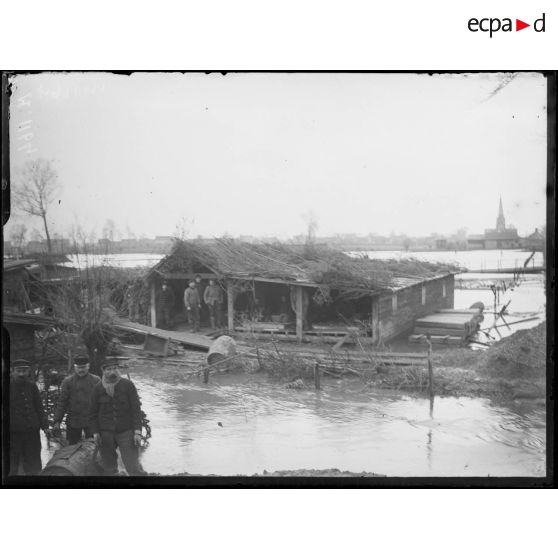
477 322 546 379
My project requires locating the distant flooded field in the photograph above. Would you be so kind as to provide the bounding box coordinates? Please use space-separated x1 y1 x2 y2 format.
359 249 544 270
65 252 166 268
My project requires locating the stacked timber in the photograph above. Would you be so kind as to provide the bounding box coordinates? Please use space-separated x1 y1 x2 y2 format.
409 308 483 345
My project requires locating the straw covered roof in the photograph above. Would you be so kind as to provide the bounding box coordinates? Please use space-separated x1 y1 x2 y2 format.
150 239 457 295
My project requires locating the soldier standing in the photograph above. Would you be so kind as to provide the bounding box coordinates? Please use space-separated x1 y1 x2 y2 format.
158 282 176 330
10 360 49 475
53 356 100 445
88 363 145 475
204 279 223 329
184 280 202 332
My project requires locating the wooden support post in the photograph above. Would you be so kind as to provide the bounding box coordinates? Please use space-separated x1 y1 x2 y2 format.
371 297 380 344
150 282 157 328
227 281 234 332
295 285 303 342
313 362 321 390
426 334 434 397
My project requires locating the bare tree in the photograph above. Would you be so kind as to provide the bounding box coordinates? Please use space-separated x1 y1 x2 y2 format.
9 223 27 257
302 210 318 244
13 159 60 254
30 227 43 241
173 215 193 241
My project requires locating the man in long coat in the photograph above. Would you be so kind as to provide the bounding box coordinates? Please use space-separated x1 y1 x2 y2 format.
88 363 145 475
10 359 49 475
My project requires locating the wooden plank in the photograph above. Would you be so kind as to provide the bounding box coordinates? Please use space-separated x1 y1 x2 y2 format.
143 334 170 357
114 319 212 350
437 308 481 315
416 315 472 324
332 334 351 352
414 328 466 338
415 320 469 329
409 336 462 346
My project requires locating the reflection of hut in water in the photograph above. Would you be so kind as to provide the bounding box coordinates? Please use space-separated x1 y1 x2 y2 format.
146 239 458 345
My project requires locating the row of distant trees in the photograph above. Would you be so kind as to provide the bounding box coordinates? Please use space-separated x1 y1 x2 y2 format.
8 158 142 255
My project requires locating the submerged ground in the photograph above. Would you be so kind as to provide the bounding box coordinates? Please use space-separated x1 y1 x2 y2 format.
41 321 546 478
39 251 547 477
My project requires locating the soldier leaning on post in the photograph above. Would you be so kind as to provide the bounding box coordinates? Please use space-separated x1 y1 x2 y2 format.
10 359 49 475
157 281 176 330
53 356 100 445
88 362 146 475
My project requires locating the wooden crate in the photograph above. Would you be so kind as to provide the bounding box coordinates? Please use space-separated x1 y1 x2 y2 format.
143 334 170 357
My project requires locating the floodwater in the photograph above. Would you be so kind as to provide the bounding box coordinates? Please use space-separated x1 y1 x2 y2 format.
121 366 546 477
68 249 544 271
360 249 544 271
65 252 166 269
43 248 545 477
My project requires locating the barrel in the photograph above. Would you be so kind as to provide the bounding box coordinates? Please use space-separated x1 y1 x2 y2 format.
207 335 237 365
41 440 100 476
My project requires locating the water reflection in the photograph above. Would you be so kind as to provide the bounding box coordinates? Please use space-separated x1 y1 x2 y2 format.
126 368 546 477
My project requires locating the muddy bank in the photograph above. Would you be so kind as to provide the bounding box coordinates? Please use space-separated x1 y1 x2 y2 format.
367 323 547 400
257 469 386 477
149 469 386 477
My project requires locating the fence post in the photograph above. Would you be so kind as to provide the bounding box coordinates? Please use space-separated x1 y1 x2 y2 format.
426 334 434 397
314 361 321 390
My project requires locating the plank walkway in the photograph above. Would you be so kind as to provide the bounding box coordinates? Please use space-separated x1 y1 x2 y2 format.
113 319 213 351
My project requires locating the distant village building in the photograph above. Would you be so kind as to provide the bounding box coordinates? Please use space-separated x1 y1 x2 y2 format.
521 228 544 252
483 198 520 249
467 197 521 250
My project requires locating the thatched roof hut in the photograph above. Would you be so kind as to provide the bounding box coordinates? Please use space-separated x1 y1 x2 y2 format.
145 239 458 344
149 238 456 294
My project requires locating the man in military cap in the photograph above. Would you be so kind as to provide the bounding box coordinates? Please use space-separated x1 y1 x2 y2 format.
88 361 145 475
10 359 49 475
184 280 202 332
53 356 100 445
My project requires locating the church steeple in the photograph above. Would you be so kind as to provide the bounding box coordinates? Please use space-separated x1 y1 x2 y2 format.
496 196 506 232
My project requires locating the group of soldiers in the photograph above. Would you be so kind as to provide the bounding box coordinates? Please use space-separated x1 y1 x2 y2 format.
157 275 224 332
9 357 145 476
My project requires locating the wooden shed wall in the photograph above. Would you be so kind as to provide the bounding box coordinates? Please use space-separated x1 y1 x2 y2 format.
377 276 455 342
5 323 37 362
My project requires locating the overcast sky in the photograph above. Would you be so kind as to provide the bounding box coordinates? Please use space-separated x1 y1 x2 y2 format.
7 72 547 241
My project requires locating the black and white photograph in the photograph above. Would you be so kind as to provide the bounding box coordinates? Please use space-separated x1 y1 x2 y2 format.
1 71 553 485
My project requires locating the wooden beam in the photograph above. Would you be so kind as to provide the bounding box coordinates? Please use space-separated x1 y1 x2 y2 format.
295 285 303 342
160 272 220 280
227 280 234 332
371 297 380 344
150 282 157 328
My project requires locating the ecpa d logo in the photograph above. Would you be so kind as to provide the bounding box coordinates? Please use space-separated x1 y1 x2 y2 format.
468 13 545 37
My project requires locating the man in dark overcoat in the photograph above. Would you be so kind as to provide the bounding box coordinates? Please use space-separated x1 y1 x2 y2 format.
88 363 145 475
10 359 49 475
